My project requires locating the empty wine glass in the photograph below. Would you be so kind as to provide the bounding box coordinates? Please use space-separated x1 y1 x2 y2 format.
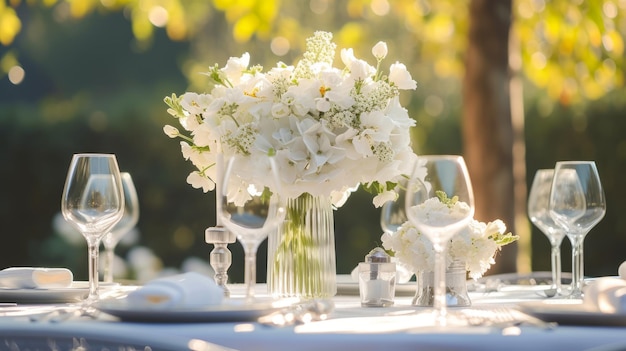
102 172 139 283
61 153 124 302
405 155 474 326
380 178 408 235
218 156 286 301
549 161 606 299
528 169 566 296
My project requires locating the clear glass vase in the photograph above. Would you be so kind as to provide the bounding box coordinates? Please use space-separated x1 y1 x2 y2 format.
267 193 337 298
412 259 471 307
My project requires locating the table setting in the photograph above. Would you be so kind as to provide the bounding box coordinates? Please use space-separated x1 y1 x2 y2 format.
2 273 626 351
1 32 625 351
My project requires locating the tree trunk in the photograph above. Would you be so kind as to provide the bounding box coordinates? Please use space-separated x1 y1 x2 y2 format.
462 0 517 274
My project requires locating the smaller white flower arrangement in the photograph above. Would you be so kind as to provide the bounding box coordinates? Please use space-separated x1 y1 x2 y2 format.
381 192 518 280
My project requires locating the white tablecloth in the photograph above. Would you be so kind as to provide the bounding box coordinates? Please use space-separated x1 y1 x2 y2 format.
1 282 626 351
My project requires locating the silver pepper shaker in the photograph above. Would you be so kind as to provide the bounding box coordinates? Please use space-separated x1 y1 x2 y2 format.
358 247 396 307
205 226 236 297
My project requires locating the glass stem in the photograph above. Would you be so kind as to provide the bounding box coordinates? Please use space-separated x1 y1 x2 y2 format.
432 241 448 326
244 244 259 301
103 247 114 283
87 242 100 301
570 236 585 299
550 244 562 293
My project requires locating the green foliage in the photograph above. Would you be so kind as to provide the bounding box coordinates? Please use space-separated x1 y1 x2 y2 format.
516 0 625 104
435 190 458 207
2 0 626 280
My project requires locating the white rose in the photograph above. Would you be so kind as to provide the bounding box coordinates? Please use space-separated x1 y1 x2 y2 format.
372 41 388 60
340 48 357 69
222 53 250 85
373 190 397 208
316 97 331 112
389 62 417 90
163 125 179 138
271 102 290 118
186 172 215 193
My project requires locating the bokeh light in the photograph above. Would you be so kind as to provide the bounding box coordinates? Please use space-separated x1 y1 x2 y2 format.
149 6 169 27
7 65 24 85
370 0 390 16
270 36 290 56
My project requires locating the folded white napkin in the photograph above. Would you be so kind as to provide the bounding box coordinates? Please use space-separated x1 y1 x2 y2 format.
0 267 73 289
583 261 626 313
583 277 626 313
126 272 224 309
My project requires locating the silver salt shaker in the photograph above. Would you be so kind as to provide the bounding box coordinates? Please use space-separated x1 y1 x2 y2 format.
358 247 396 307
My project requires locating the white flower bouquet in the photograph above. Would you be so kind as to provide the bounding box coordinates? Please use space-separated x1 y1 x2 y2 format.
163 31 418 207
381 192 518 280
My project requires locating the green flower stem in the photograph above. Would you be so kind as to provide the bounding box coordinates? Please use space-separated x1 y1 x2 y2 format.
270 192 335 298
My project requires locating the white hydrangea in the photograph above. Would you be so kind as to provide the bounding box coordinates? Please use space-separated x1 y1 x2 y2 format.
382 215 517 280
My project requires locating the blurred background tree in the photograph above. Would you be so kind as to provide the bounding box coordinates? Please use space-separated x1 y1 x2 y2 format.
1 0 625 282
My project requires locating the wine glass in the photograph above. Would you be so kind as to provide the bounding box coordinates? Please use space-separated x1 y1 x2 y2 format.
528 169 566 296
61 153 124 302
549 161 606 299
218 156 286 301
380 178 416 283
380 178 408 235
102 172 139 283
404 155 474 326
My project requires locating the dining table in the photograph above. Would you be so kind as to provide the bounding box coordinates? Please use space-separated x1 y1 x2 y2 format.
1 274 626 351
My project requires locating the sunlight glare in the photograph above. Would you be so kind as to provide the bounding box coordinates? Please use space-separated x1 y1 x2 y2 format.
247 184 263 196
603 1 618 18
530 51 547 69
271 36 290 56
530 0 546 12
234 323 256 332
8 65 24 85
517 2 533 19
310 0 328 15
371 0 390 16
149 6 169 27
602 34 614 52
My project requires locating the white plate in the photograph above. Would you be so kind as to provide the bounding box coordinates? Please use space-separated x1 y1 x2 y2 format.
95 297 293 323
0 282 90 303
0 282 123 304
518 299 626 326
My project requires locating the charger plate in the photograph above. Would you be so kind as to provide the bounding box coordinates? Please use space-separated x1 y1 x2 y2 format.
0 282 89 303
518 299 626 326
0 282 122 304
95 297 294 323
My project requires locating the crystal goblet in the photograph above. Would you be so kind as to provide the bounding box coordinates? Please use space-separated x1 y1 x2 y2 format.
405 155 474 326
101 172 139 283
549 161 605 299
528 169 566 296
61 153 124 301
218 156 286 301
